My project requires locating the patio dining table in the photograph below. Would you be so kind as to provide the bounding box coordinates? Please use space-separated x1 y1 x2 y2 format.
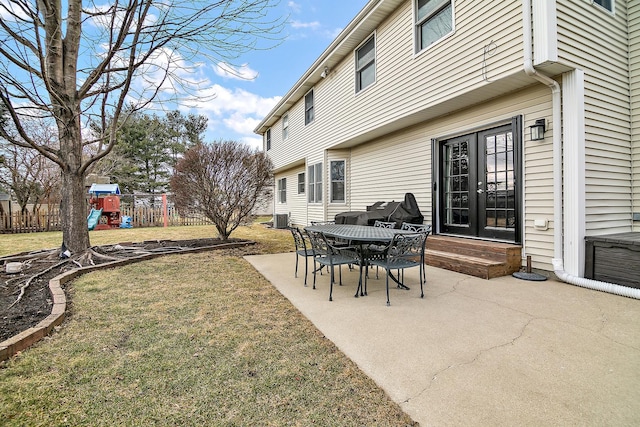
304 224 415 297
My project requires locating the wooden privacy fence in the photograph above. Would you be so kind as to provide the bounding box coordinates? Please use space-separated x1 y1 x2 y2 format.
1 206 211 234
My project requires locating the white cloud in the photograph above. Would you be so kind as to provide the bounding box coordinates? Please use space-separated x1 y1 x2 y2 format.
182 84 281 141
213 62 258 81
290 20 321 30
240 135 264 151
287 1 302 13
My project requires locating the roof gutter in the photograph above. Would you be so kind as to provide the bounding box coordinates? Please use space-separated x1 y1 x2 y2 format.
522 0 639 299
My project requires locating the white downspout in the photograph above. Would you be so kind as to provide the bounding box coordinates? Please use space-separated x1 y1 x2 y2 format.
522 0 640 299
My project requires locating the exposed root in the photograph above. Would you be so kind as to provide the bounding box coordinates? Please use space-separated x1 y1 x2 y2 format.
9 259 70 308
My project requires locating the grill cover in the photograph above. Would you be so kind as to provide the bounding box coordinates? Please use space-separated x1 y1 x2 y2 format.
335 193 424 227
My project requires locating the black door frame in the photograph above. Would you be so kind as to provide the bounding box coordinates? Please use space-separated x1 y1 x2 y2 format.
431 116 523 244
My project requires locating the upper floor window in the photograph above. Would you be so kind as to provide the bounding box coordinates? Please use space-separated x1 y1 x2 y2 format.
297 172 305 194
277 178 286 203
415 0 453 52
282 114 289 140
356 35 376 93
305 90 314 125
593 0 612 12
330 160 346 203
266 129 271 151
308 162 322 203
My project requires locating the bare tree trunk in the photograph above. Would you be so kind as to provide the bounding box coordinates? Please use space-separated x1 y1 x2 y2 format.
59 115 90 254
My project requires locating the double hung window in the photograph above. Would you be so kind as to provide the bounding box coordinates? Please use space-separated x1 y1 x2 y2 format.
297 172 305 194
282 114 289 140
266 129 271 151
415 0 453 52
307 162 322 203
330 160 345 203
356 36 376 93
305 90 314 125
277 178 286 203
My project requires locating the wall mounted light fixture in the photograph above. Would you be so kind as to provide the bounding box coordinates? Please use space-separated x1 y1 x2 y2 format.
320 66 329 78
529 119 546 141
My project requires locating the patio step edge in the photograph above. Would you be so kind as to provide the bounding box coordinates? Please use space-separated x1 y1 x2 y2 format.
425 249 517 280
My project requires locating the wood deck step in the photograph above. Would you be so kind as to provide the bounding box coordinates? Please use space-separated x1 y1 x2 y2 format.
425 235 522 279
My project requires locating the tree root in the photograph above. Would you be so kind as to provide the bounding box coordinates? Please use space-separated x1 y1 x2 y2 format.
9 259 70 309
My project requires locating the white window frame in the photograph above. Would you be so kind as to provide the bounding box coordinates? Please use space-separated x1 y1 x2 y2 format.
282 113 289 140
297 172 305 194
307 162 322 204
330 160 346 204
266 128 271 151
355 34 376 93
414 0 454 53
304 89 314 125
592 0 613 13
277 177 286 203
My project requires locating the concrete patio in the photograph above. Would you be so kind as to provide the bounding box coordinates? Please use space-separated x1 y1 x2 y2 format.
245 252 640 426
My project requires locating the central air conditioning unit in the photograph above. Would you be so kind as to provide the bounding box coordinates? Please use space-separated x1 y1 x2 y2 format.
274 214 289 229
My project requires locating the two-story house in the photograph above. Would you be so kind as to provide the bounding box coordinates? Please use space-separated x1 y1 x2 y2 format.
255 0 639 287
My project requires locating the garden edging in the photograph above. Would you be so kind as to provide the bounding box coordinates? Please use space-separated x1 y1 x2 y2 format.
0 241 254 362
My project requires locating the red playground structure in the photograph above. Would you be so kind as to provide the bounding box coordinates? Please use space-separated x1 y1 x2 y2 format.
88 184 121 230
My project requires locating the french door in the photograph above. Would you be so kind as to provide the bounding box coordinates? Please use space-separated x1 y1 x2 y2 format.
437 118 522 243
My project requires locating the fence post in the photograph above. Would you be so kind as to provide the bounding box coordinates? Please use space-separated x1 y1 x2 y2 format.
162 193 168 228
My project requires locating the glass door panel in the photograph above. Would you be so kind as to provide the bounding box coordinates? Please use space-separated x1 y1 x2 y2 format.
478 127 516 241
441 134 476 236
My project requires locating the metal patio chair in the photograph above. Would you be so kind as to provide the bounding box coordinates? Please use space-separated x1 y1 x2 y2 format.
305 229 359 301
289 227 315 287
371 220 397 278
368 232 428 306
400 222 431 283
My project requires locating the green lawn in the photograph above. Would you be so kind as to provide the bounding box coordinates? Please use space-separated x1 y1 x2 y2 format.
0 222 416 426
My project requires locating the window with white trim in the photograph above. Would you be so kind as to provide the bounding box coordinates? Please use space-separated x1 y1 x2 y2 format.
305 90 314 125
415 0 453 52
307 162 322 203
266 129 271 151
277 178 286 203
282 113 289 140
356 36 376 93
330 160 345 203
297 172 305 194
593 0 612 12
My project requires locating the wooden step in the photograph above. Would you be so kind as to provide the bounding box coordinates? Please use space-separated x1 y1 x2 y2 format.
425 235 522 279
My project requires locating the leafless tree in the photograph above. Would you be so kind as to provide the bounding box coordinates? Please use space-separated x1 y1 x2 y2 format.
0 0 284 254
0 117 60 214
171 141 273 240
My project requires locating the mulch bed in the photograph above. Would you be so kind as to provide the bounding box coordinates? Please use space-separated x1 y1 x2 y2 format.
0 238 251 343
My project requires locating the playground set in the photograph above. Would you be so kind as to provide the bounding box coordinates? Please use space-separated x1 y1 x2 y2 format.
87 184 131 230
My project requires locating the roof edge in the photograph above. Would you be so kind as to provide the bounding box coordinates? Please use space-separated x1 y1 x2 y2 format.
254 0 387 135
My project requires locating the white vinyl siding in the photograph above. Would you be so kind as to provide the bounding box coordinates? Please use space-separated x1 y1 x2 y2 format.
273 166 308 226
263 1 523 170
557 0 632 235
631 1 640 229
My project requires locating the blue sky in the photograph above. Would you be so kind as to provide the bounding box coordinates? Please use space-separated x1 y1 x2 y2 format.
186 0 369 149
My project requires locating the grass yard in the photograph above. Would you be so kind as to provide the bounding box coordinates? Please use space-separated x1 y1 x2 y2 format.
0 221 416 426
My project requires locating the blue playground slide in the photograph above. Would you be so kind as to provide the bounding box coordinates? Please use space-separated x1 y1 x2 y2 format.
87 208 103 230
